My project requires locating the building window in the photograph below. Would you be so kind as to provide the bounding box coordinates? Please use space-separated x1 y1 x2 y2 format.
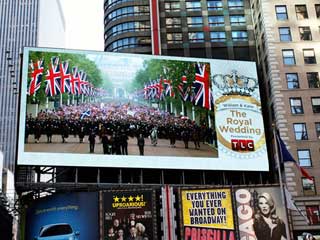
303 49 317 64
230 15 246 25
307 72 320 88
208 16 225 26
311 97 320 113
106 0 135 10
107 6 150 21
306 206 320 225
297 149 312 167
296 5 308 19
286 73 299 89
186 1 201 11
316 4 320 18
299 27 312 40
282 49 295 65
302 177 316 196
107 21 150 37
207 0 223 11
228 0 244 10
290 98 304 114
315 122 320 138
167 33 182 44
188 32 204 42
164 2 180 12
165 18 181 28
294 123 308 140
187 17 203 27
210 31 226 42
279 27 292 41
107 37 139 51
275 5 288 20
232 31 248 41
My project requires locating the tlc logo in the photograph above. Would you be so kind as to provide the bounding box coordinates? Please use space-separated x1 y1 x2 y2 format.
231 139 254 151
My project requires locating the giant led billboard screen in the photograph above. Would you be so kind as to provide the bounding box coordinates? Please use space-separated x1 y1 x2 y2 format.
18 47 268 170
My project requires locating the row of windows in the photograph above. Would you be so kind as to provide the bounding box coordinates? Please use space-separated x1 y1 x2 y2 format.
286 72 320 89
275 4 320 20
106 21 150 38
289 97 320 115
164 0 244 12
165 15 247 28
166 31 248 43
104 0 133 10
279 26 315 42
106 37 151 51
282 49 317 65
106 5 149 21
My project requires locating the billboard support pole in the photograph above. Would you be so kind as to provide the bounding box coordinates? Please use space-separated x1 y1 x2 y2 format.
273 125 292 240
97 168 100 183
75 168 78 183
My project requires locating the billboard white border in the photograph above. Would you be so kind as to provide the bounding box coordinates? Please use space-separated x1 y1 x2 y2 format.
17 47 269 171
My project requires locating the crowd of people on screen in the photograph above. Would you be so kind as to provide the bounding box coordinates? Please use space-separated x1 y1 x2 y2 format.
25 103 217 155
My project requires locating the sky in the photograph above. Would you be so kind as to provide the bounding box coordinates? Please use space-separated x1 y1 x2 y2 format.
60 0 104 51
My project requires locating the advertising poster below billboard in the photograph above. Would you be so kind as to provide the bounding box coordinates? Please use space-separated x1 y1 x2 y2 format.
25 192 99 240
18 47 268 171
234 187 288 240
181 189 236 240
102 190 156 240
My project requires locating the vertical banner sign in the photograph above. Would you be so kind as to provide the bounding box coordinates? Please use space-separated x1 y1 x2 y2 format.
181 189 235 240
211 61 268 171
235 187 288 240
103 190 155 240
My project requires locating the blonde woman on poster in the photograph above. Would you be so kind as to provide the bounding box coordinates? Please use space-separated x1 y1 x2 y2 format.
253 193 287 240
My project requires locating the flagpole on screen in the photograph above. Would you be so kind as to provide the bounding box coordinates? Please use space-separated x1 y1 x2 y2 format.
272 123 292 240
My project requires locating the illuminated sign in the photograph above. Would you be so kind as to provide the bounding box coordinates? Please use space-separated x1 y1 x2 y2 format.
18 47 268 171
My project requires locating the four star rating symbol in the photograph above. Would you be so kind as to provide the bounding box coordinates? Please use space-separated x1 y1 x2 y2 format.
113 195 143 203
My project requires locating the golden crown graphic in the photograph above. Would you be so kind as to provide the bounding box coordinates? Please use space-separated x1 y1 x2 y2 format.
212 70 258 96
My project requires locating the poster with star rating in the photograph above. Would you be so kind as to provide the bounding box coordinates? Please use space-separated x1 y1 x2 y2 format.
102 190 156 240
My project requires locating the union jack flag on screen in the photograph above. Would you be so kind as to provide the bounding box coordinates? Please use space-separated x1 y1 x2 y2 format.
45 57 61 97
70 67 80 95
78 71 89 95
144 84 149 99
164 79 175 98
178 75 193 102
59 61 71 94
147 81 157 99
192 63 214 110
28 59 44 96
156 78 164 100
